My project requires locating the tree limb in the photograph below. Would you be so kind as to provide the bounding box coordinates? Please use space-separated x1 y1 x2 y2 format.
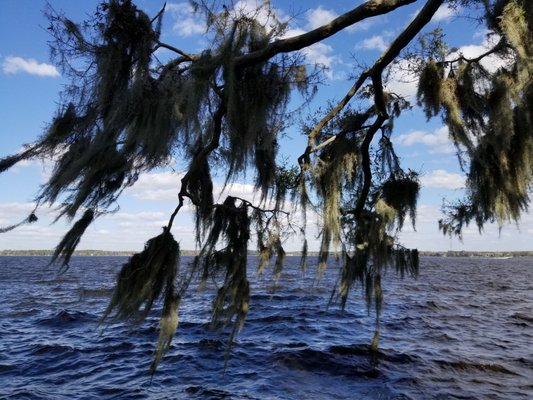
155 41 197 61
235 0 417 68
354 115 387 219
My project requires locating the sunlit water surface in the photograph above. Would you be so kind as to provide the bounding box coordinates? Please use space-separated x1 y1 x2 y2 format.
0 256 532 399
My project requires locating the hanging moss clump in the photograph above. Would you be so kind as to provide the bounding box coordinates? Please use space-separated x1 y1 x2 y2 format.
417 59 445 119
50 209 95 268
381 171 420 230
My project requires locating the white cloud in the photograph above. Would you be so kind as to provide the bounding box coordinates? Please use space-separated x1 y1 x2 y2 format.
396 126 455 154
2 56 59 77
305 6 338 30
302 42 337 71
359 35 388 52
109 211 166 222
421 169 465 190
232 0 287 28
166 2 205 37
284 28 338 77
451 32 506 73
127 171 182 201
385 58 419 100
304 4 381 33
126 170 259 204
431 4 461 22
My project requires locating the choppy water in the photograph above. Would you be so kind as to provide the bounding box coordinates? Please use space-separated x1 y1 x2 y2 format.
0 256 532 399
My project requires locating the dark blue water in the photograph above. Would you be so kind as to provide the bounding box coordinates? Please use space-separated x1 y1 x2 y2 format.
0 256 532 399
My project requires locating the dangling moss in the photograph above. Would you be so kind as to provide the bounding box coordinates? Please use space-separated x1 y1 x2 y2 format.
454 63 488 136
300 238 308 272
194 197 251 334
101 230 180 324
100 229 180 374
439 78 462 128
273 237 286 277
381 172 420 230
374 199 397 227
41 103 78 148
150 293 181 376
500 1 530 61
219 18 297 197
187 144 215 244
314 136 359 266
51 209 95 269
417 60 444 119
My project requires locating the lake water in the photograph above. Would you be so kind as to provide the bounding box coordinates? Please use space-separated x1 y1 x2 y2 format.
0 256 532 399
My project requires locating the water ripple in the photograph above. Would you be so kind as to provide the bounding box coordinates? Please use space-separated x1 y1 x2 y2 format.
0 256 532 399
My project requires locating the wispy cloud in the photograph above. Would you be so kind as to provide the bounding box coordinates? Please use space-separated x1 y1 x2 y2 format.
431 4 461 23
395 126 455 154
358 35 389 52
126 170 258 204
126 171 182 201
450 32 506 73
283 28 338 77
305 6 337 30
421 169 465 190
166 2 205 37
2 56 59 77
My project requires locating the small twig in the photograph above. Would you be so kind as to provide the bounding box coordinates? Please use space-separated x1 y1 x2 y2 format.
151 2 166 23
227 196 290 216
446 38 507 64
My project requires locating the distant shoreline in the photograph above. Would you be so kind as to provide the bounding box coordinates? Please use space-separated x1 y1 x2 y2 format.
1 249 532 258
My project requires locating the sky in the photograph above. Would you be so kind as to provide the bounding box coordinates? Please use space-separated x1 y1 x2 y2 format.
0 0 532 252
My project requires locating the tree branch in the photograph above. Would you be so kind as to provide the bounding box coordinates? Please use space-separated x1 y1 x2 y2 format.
354 115 388 219
374 0 445 71
447 37 507 64
235 0 417 68
219 196 290 216
297 73 370 169
155 41 198 61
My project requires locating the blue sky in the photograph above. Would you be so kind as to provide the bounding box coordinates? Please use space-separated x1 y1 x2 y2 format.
1 0 532 252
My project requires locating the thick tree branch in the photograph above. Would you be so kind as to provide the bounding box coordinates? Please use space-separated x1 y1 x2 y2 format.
235 0 417 68
161 0 417 75
350 0 445 219
375 0 445 71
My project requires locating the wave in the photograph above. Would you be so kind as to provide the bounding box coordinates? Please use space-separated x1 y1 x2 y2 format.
271 347 382 378
36 310 97 326
434 359 519 375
